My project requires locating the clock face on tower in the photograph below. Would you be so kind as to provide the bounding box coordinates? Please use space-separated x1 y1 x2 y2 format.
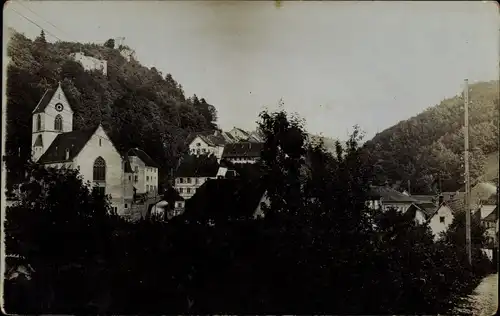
55 103 64 112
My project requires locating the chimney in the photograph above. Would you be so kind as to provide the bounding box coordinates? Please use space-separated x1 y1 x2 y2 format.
438 194 444 206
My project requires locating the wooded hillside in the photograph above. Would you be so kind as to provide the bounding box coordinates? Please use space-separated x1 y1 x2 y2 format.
5 30 219 190
364 80 499 194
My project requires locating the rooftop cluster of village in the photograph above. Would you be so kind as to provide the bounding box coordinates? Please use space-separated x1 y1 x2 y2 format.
22 48 498 258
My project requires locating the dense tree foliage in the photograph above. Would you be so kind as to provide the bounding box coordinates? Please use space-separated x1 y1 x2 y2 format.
4 109 493 314
365 80 499 194
5 30 218 192
4 163 120 313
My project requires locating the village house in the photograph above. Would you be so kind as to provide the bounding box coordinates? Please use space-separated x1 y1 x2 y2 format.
183 177 270 224
31 82 157 215
148 187 186 220
69 52 107 75
425 199 455 240
221 142 264 164
127 148 160 196
187 131 228 161
481 207 498 246
228 127 251 142
366 185 419 213
174 154 234 200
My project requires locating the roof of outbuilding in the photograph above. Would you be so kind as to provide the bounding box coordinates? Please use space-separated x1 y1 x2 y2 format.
411 195 436 204
184 177 267 222
128 148 159 168
175 155 220 177
415 202 438 217
222 142 264 158
368 186 418 203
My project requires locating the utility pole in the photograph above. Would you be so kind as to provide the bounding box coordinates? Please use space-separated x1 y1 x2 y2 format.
464 79 472 265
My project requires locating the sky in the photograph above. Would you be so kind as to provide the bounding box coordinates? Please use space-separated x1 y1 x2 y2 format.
4 1 499 140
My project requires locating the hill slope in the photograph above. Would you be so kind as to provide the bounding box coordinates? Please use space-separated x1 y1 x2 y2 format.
364 80 499 194
5 30 219 190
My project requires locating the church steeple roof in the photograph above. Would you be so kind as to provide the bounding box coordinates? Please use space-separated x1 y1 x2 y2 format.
32 82 69 114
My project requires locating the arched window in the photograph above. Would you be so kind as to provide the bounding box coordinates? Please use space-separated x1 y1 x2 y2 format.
36 114 41 131
93 157 106 182
54 115 63 131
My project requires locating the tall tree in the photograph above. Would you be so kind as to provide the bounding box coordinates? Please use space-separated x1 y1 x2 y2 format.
104 38 115 49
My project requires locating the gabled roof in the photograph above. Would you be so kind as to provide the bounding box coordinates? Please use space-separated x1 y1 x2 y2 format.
483 207 498 222
129 148 159 168
163 186 184 202
232 127 250 137
175 155 220 177
37 125 99 164
368 186 419 203
32 83 70 114
187 131 228 147
185 131 213 146
415 202 438 217
184 177 267 222
411 195 436 204
222 142 264 158
222 131 237 143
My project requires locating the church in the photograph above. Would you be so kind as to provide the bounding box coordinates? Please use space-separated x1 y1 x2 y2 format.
31 82 159 215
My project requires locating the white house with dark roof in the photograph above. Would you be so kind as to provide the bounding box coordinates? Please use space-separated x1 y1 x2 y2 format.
174 154 222 200
188 131 227 161
31 82 157 215
127 148 159 196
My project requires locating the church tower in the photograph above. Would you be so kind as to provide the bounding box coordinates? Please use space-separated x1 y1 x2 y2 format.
31 82 74 162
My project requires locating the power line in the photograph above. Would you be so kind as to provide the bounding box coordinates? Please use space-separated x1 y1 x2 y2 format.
14 1 72 40
7 6 63 41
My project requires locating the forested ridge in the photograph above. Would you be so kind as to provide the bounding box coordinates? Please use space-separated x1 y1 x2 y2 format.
364 80 499 194
5 30 218 190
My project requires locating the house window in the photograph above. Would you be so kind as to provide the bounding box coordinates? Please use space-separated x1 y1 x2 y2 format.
128 175 131 181
439 216 445 223
146 176 149 181
202 148 206 153
93 186 105 196
134 175 138 183
93 156 106 182
187 188 191 194
179 188 184 193
99 138 102 146
187 178 192 184
179 178 184 183
197 143 201 147
54 114 63 131
197 149 201 155
36 114 42 131
125 204 128 209
147 185 150 191
195 178 199 184
135 166 139 173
